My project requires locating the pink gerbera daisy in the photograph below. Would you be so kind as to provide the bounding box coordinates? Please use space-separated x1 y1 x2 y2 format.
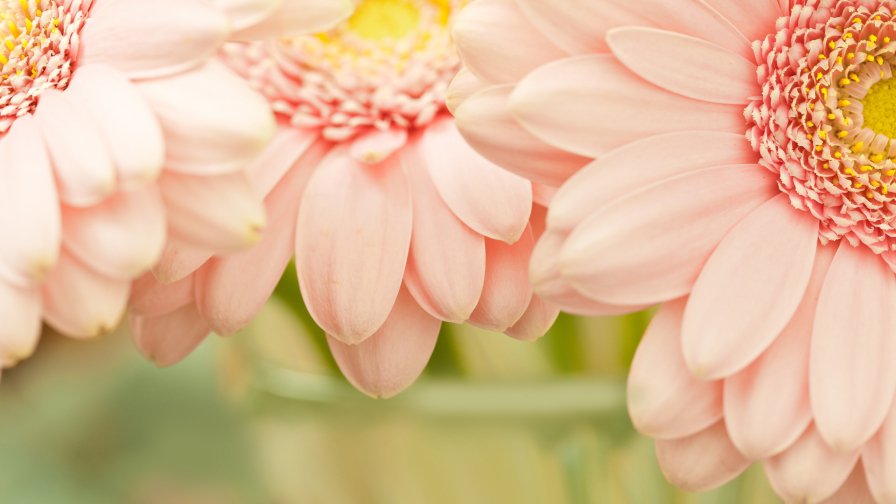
0 0 351 372
452 0 896 501
130 0 557 398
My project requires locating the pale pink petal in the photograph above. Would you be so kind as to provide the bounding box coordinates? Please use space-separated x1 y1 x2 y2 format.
468 229 535 332
42 252 130 339
764 424 859 503
655 421 750 492
454 85 588 186
131 304 210 368
446 68 486 114
62 185 167 280
420 118 532 243
195 146 315 336
548 131 756 232
64 64 164 186
560 164 777 306
231 0 353 40
0 116 60 286
724 244 836 461
629 299 723 440
504 295 559 342
0 281 41 367
864 402 896 503
812 243 896 452
349 128 408 165
152 240 212 285
607 27 758 104
296 147 412 344
158 171 266 253
209 0 279 31
701 0 785 42
453 0 567 85
138 61 275 175
81 0 229 79
246 129 322 197
130 273 195 318
821 462 876 504
327 287 440 399
509 55 746 158
682 195 819 380
403 147 485 323
36 89 115 206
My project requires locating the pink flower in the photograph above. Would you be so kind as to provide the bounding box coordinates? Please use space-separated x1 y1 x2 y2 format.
130 0 556 398
0 0 350 371
452 0 896 501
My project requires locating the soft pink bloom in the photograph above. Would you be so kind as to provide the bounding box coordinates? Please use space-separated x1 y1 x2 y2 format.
452 0 896 501
130 0 556 398
0 0 350 372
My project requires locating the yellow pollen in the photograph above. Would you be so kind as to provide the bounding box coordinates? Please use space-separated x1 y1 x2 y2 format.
348 0 424 40
862 77 896 139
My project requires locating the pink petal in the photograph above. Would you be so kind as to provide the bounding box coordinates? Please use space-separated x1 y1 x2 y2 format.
764 424 859 503
724 244 836 461
453 85 588 187
628 299 723 440
509 55 746 158
812 243 896 452
152 239 212 285
420 118 532 243
560 164 777 306
349 128 408 165
42 252 130 339
195 146 314 336
701 0 785 42
81 0 229 79
548 131 757 232
821 462 876 504
158 171 266 253
504 295 559 342
131 304 210 368
0 116 60 286
209 0 279 31
446 68 486 114
231 0 353 40
62 185 167 280
682 195 819 379
607 27 757 105
130 273 195 318
468 230 534 332
296 147 412 344
655 421 750 492
65 64 165 186
864 402 896 503
327 287 440 398
0 281 41 367
138 61 275 175
36 89 115 206
246 129 321 197
403 149 485 323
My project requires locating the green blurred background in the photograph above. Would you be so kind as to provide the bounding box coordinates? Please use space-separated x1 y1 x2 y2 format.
0 273 782 503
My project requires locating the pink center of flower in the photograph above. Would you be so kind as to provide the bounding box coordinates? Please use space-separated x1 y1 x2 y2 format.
0 0 91 134
747 0 896 257
222 0 460 142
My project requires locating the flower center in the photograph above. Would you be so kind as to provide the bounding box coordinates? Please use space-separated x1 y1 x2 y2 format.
0 0 91 134
861 77 896 139
221 0 460 142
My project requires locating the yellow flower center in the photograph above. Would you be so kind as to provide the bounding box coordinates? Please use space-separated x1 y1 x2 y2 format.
862 77 896 139
348 0 423 40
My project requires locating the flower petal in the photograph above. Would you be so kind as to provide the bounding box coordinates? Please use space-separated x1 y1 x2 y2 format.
152 239 212 285
864 401 896 503
504 295 559 342
130 273 195 318
231 0 353 40
131 304 210 368
655 421 750 492
0 281 41 367
468 230 534 332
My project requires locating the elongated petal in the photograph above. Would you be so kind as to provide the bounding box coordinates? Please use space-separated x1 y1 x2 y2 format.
510 55 746 158
821 462 876 504
724 244 836 461
138 61 275 175
561 164 777 306
130 273 195 318
655 421 750 492
296 148 412 344
765 425 859 503
629 299 723 440
403 147 485 323
812 243 896 452
65 64 165 186
446 68 486 114
232 0 353 40
0 116 60 286
210 0 279 31
327 288 440 398
43 252 130 339
246 129 321 197
701 0 784 42
62 185 167 280
152 240 211 285
504 295 559 342
0 281 41 367
864 402 896 503
420 118 531 242
468 230 534 332
81 0 229 79
131 304 210 368
350 128 408 165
